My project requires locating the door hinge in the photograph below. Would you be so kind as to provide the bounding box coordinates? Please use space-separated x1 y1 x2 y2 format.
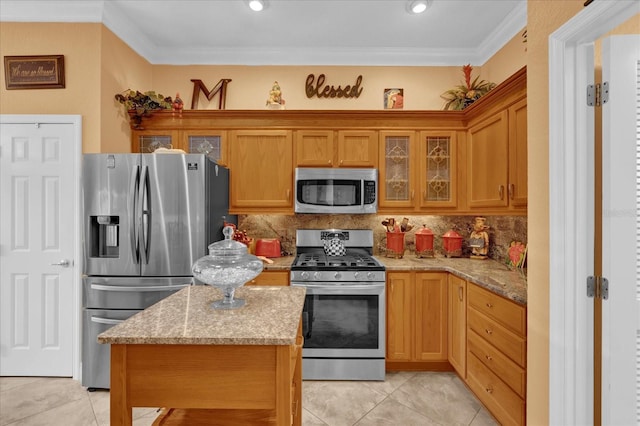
587 82 609 106
587 275 609 300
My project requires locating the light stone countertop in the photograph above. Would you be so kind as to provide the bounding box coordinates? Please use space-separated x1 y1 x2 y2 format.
97 285 306 346
262 255 527 306
375 255 527 305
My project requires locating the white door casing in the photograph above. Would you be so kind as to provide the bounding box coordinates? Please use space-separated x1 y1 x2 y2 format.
0 115 82 378
548 1 640 424
601 34 640 426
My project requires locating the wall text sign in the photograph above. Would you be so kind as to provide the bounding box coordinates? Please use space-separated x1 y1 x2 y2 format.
305 74 363 99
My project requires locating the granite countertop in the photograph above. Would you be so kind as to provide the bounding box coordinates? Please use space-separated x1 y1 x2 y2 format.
375 255 527 305
262 255 527 306
98 285 306 346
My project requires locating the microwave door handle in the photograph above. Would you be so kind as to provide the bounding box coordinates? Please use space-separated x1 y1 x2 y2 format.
130 165 140 264
140 165 151 264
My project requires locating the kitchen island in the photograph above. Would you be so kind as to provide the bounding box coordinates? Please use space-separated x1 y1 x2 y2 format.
98 285 306 426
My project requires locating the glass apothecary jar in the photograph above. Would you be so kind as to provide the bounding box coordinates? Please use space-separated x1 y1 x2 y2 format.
192 226 263 309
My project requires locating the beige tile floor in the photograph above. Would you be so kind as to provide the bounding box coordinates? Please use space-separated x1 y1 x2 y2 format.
1 372 498 426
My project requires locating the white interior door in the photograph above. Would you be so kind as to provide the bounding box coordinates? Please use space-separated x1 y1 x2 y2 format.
0 116 81 377
601 34 640 425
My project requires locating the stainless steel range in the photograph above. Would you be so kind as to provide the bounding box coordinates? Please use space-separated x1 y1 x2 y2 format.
290 229 386 381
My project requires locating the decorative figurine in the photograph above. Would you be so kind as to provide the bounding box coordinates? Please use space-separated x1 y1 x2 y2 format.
172 92 184 112
266 81 285 109
469 216 489 259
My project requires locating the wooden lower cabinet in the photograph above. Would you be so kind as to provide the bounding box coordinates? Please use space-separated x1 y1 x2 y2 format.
386 272 448 369
247 270 289 286
447 274 466 378
466 283 526 425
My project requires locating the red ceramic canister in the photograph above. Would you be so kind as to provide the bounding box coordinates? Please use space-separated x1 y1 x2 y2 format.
415 225 434 258
442 229 463 258
385 232 405 258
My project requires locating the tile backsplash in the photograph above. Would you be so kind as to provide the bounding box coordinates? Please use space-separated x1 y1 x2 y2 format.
237 214 527 264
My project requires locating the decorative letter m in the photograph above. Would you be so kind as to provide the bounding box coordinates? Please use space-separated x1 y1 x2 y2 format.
190 79 232 109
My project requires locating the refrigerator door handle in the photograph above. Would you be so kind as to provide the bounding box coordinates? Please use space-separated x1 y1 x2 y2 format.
130 165 141 264
90 316 125 325
90 283 191 292
140 165 151 265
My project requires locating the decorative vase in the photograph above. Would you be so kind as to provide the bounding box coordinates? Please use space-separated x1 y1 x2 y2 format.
192 226 263 309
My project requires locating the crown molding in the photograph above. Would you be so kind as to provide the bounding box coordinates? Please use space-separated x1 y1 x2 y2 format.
1 0 527 66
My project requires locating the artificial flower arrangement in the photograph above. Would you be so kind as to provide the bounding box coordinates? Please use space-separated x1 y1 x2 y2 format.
441 64 496 110
115 90 173 128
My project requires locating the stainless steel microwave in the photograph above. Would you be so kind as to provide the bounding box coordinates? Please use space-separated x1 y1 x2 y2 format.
294 168 378 214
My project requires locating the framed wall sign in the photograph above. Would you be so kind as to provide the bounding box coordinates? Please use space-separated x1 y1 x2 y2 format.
4 55 65 89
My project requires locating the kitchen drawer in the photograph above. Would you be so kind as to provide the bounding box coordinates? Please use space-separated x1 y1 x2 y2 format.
468 329 525 398
247 270 289 286
467 352 525 426
468 307 526 367
468 284 526 336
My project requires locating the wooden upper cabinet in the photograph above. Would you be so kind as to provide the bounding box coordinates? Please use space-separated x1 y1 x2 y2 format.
294 130 334 167
183 130 228 166
228 130 293 214
418 131 458 208
132 129 180 153
467 111 510 208
295 130 377 168
337 130 378 168
508 99 528 208
378 130 416 209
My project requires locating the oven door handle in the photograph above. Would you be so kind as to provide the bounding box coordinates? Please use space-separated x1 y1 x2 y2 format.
291 283 385 294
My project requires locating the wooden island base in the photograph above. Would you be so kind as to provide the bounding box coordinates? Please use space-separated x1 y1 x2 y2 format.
110 340 302 426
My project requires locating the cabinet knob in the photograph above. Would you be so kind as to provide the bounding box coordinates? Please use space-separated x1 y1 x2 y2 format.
286 189 291 201
328 160 332 165
498 185 505 200
486 302 493 308
485 386 494 394
485 328 493 335
509 183 515 200
485 354 493 361
458 286 463 302
411 190 415 201
339 160 344 166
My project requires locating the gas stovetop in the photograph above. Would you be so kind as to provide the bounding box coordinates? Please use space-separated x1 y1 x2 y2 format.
292 250 384 270
290 229 386 283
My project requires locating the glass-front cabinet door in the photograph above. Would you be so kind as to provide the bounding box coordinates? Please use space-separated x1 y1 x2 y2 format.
132 130 180 153
378 131 416 209
184 130 227 166
418 131 457 208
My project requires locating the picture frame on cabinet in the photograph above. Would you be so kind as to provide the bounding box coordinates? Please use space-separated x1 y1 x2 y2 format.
384 88 403 109
4 55 65 89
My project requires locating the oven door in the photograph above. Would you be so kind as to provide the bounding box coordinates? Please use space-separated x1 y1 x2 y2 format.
291 282 385 358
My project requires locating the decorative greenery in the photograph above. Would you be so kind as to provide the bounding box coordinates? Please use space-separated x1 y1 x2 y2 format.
115 90 173 128
440 64 496 111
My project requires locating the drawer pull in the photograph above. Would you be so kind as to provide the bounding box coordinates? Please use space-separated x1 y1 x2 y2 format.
485 328 493 335
485 355 493 361
485 386 494 394
486 302 493 308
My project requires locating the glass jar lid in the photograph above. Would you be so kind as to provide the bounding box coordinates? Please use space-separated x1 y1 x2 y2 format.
207 226 247 259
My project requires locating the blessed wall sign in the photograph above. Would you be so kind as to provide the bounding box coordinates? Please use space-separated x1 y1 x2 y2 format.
305 74 363 99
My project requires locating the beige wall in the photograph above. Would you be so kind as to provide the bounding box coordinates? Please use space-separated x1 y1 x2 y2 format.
527 2 585 423
482 27 528 85
0 22 102 152
1 22 525 153
100 26 153 153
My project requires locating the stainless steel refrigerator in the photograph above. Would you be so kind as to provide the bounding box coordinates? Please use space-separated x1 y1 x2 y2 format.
81 153 234 389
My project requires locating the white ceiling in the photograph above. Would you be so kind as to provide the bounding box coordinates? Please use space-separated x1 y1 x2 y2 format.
0 0 527 66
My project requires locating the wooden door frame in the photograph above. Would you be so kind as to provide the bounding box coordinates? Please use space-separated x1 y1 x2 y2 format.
0 114 83 380
547 1 639 424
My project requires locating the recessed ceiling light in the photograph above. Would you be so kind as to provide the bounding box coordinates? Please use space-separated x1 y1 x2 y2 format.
248 0 265 12
408 0 432 14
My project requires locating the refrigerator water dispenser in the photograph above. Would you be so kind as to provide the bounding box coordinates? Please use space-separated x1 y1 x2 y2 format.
89 215 120 258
